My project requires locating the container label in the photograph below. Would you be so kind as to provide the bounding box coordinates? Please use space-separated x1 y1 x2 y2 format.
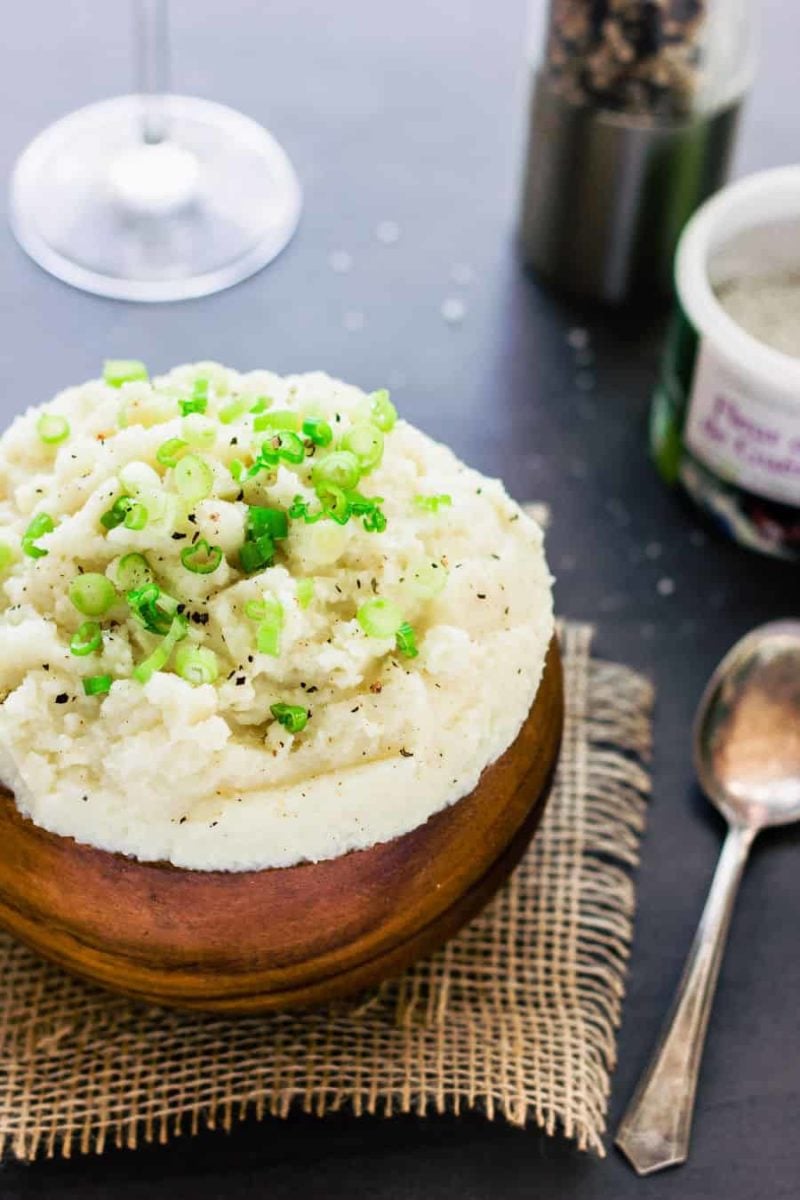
684 341 800 506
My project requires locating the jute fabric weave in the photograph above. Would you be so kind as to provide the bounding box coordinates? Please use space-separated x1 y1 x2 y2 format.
0 621 652 1160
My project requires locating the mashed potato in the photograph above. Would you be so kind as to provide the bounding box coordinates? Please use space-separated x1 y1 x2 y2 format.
0 363 553 870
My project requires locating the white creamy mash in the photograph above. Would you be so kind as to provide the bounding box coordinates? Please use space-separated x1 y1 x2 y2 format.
0 363 553 871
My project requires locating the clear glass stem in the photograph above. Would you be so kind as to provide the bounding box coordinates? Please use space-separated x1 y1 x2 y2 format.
135 0 170 144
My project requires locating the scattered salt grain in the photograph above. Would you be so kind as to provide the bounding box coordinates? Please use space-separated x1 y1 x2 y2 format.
441 297 467 325
328 250 353 274
657 576 676 597
644 541 663 560
376 220 401 245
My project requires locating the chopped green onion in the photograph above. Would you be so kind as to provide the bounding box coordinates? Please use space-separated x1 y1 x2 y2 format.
0 541 15 573
70 621 103 657
315 483 350 524
254 595 284 656
247 506 288 541
116 552 153 591
296 578 315 609
348 490 387 532
410 560 448 599
287 495 321 523
173 454 214 502
277 430 307 463
180 538 223 574
244 599 266 621
174 643 219 686
124 502 148 531
270 702 309 733
69 573 116 616
253 409 300 433
248 397 268 414
36 413 70 445
182 414 216 448
127 582 177 635
133 614 188 684
22 513 55 559
312 450 361 491
219 397 250 424
357 597 404 639
368 389 397 432
302 417 333 446
179 378 209 417
100 496 133 530
239 535 275 575
230 459 246 482
83 674 112 696
156 438 188 468
413 493 452 512
103 360 148 388
395 621 419 658
341 422 384 472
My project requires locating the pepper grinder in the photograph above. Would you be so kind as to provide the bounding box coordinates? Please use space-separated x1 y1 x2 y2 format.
518 0 755 305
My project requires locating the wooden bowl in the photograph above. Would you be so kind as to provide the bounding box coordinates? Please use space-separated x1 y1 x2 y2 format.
0 638 563 1013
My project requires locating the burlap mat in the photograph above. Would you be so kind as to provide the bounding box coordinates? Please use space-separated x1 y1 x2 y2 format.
0 621 652 1161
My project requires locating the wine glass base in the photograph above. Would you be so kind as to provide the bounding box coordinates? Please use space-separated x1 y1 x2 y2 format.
9 95 302 302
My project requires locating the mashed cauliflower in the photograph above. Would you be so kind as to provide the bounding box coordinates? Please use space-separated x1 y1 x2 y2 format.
0 363 553 870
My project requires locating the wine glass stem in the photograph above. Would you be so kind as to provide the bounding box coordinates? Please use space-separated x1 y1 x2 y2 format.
135 0 170 144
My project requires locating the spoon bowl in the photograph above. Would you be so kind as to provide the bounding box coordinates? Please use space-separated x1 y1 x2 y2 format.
694 620 800 829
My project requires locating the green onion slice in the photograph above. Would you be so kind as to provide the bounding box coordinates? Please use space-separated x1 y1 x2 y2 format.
127 582 177 635
357 597 404 639
302 417 333 446
270 702 309 733
22 513 55 558
174 643 219 686
182 414 216 448
173 454 214 502
100 495 133 530
156 438 188 468
315 483 350 524
116 552 153 591
124 502 148 531
69 573 116 616
103 360 148 388
70 621 103 656
296 578 315 609
253 409 300 433
413 493 452 512
253 594 284 656
180 538 223 574
395 620 419 658
133 614 188 684
219 397 250 425
83 674 112 696
247 506 288 541
341 422 384 472
312 450 361 491
368 389 397 432
239 535 275 575
36 413 70 445
410 560 448 599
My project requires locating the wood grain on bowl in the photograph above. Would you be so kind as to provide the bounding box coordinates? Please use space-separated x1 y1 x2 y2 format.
0 637 564 1013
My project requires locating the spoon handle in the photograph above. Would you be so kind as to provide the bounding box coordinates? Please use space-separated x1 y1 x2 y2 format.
616 823 755 1175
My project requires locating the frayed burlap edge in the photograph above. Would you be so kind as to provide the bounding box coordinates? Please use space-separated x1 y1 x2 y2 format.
0 622 652 1161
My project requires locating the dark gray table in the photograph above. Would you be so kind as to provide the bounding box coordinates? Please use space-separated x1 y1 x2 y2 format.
2 2 799 1197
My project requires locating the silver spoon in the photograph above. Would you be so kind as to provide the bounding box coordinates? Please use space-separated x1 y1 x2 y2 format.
616 620 800 1176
